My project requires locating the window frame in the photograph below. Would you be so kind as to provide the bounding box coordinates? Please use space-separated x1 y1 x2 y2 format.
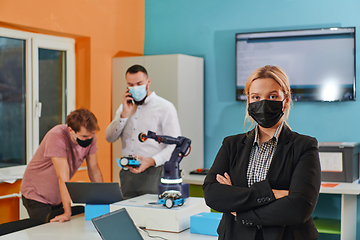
0 27 75 181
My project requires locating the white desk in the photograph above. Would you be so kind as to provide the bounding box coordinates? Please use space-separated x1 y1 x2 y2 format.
320 180 360 240
110 194 210 233
0 214 217 240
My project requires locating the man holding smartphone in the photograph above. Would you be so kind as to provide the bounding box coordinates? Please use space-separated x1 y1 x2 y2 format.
106 64 181 199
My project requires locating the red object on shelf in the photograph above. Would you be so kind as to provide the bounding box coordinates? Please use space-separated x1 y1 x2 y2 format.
321 183 339 188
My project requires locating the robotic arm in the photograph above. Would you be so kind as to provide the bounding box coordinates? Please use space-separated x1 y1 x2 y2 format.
139 131 191 208
139 131 191 181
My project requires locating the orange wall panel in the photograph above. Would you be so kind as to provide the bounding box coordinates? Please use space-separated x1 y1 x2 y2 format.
0 0 144 223
0 181 21 224
75 37 91 110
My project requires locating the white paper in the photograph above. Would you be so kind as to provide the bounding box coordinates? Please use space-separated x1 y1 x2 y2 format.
319 152 343 172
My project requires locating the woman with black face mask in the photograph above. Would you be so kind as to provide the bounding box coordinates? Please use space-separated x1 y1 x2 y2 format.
203 65 321 240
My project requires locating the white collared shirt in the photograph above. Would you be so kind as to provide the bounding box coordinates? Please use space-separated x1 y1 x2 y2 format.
106 92 181 166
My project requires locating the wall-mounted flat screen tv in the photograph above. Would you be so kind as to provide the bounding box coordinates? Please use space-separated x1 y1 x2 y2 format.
236 27 356 101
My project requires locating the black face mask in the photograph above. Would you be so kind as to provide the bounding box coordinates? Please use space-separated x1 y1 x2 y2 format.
248 100 284 128
76 138 93 148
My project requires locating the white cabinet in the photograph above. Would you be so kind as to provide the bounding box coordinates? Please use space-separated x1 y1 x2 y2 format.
112 54 204 183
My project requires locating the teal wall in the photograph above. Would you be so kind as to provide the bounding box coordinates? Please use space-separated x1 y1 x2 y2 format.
144 0 360 239
144 0 360 168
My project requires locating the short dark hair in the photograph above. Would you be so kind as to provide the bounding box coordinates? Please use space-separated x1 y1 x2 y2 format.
125 64 148 76
66 108 99 132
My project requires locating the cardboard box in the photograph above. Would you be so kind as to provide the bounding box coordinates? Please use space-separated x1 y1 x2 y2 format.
319 142 360 182
190 212 222 236
110 194 210 233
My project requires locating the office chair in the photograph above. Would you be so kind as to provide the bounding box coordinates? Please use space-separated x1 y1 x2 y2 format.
46 205 85 222
0 218 44 236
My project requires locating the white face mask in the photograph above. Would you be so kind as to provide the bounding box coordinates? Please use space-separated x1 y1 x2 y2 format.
128 84 147 102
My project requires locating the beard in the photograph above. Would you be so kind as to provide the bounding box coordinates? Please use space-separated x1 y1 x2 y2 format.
134 96 147 105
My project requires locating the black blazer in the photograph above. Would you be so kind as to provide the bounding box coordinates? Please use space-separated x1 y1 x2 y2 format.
203 125 321 240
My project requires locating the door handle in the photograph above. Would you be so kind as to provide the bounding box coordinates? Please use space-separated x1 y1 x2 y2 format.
36 101 42 117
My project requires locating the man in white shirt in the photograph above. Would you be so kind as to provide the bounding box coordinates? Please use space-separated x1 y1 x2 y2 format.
106 64 181 199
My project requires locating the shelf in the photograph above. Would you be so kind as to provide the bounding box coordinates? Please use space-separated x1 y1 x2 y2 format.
320 180 360 195
313 217 341 235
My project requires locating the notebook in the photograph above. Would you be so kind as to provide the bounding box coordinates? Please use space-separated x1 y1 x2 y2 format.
65 182 123 204
92 208 144 240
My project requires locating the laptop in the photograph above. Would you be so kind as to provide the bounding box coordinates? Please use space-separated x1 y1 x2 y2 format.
65 182 123 204
92 208 144 240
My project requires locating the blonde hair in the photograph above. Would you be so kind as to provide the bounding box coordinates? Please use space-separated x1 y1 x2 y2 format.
244 65 292 129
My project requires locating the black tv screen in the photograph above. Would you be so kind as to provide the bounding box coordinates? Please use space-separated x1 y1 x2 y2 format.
236 27 356 101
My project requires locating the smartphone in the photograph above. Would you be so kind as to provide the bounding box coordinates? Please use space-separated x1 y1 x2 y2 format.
127 96 133 103
126 89 133 103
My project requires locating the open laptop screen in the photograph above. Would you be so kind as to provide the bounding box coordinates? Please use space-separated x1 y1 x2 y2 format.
92 208 144 240
65 182 123 204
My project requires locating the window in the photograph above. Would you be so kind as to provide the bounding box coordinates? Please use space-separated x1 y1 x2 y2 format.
0 27 75 179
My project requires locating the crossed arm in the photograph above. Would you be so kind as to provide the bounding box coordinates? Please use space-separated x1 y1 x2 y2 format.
216 172 289 216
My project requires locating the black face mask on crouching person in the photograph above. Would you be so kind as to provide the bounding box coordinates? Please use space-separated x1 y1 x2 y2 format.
248 99 284 128
76 137 93 148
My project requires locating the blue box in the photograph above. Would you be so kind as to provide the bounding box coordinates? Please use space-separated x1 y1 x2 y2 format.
84 204 110 221
190 212 222 236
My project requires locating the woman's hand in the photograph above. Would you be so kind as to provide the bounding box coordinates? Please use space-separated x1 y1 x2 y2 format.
216 172 232 186
216 172 236 217
272 189 289 199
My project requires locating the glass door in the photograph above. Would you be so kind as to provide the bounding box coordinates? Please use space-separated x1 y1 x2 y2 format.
38 49 67 142
0 37 26 168
32 37 75 151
